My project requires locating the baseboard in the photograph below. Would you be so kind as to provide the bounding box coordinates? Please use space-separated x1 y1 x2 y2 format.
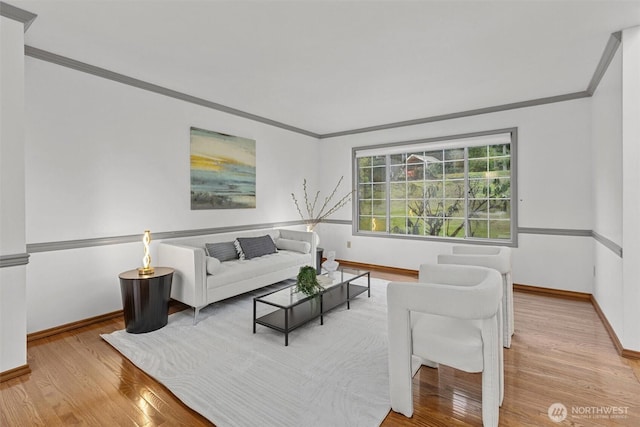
0 364 31 383
590 296 640 360
621 348 640 359
590 296 625 355
515 283 640 360
27 300 189 342
336 259 419 278
27 310 124 342
512 283 591 301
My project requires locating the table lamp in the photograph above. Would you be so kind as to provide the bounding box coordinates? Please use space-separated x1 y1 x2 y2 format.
138 230 155 275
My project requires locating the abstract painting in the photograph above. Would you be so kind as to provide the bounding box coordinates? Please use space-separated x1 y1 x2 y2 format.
190 127 256 209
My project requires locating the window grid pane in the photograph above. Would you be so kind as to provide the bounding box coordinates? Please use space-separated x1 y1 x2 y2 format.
356 135 513 243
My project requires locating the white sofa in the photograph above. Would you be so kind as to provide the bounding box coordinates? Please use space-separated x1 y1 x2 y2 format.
157 228 316 322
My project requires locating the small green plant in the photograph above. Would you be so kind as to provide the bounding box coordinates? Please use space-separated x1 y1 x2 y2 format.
295 266 324 295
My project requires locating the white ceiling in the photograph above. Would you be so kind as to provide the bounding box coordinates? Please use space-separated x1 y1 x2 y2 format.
12 0 640 136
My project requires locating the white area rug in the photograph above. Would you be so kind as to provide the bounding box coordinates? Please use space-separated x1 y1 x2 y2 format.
101 277 392 427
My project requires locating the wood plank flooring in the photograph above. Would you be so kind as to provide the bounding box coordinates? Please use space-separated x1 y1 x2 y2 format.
2 270 639 426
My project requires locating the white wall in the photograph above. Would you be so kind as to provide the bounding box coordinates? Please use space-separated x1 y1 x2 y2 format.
621 26 640 351
317 99 594 293
24 59 318 332
0 15 28 372
25 60 318 242
591 26 640 353
591 44 624 338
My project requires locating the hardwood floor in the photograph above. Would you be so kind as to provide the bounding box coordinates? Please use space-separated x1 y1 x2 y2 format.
2 270 639 426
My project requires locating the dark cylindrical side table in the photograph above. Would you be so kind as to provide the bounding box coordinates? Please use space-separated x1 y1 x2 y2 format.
119 267 174 334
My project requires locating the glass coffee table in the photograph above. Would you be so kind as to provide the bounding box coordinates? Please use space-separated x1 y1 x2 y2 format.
253 267 370 346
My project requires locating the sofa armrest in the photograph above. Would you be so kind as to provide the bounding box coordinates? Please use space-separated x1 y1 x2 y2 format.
157 242 207 308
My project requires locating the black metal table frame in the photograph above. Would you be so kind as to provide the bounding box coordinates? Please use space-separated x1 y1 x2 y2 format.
253 270 371 346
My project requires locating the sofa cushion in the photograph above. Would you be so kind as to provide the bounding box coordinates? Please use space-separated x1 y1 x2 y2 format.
235 235 278 260
275 238 311 254
206 256 222 275
205 242 239 261
207 251 309 289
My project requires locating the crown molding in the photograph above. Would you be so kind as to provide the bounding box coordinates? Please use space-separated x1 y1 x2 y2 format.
319 30 621 139
24 46 320 139
0 2 37 31
319 92 589 139
586 31 622 96
24 27 620 139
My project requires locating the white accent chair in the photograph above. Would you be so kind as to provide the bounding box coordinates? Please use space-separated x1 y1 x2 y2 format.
438 245 514 348
387 264 504 427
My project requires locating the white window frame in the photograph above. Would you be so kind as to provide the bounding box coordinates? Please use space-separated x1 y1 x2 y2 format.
352 128 518 246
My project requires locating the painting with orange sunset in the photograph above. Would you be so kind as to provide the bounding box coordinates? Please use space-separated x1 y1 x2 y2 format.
190 127 256 209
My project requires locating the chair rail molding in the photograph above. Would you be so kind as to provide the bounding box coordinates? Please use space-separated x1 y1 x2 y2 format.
26 221 304 253
0 253 30 268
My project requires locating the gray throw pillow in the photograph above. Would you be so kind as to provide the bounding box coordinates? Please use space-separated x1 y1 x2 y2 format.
235 235 278 260
205 242 239 261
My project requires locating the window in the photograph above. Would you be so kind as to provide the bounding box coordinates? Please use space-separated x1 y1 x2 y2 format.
353 129 516 245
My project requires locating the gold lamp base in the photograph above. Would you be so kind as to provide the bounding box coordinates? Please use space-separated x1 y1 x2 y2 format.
138 266 155 276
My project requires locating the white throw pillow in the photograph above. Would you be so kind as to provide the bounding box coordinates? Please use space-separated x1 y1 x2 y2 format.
206 256 222 275
275 238 311 254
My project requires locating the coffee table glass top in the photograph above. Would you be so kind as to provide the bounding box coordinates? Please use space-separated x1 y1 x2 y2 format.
256 267 369 308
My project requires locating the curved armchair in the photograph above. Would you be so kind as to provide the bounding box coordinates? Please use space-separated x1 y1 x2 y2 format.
387 264 503 427
438 245 514 348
